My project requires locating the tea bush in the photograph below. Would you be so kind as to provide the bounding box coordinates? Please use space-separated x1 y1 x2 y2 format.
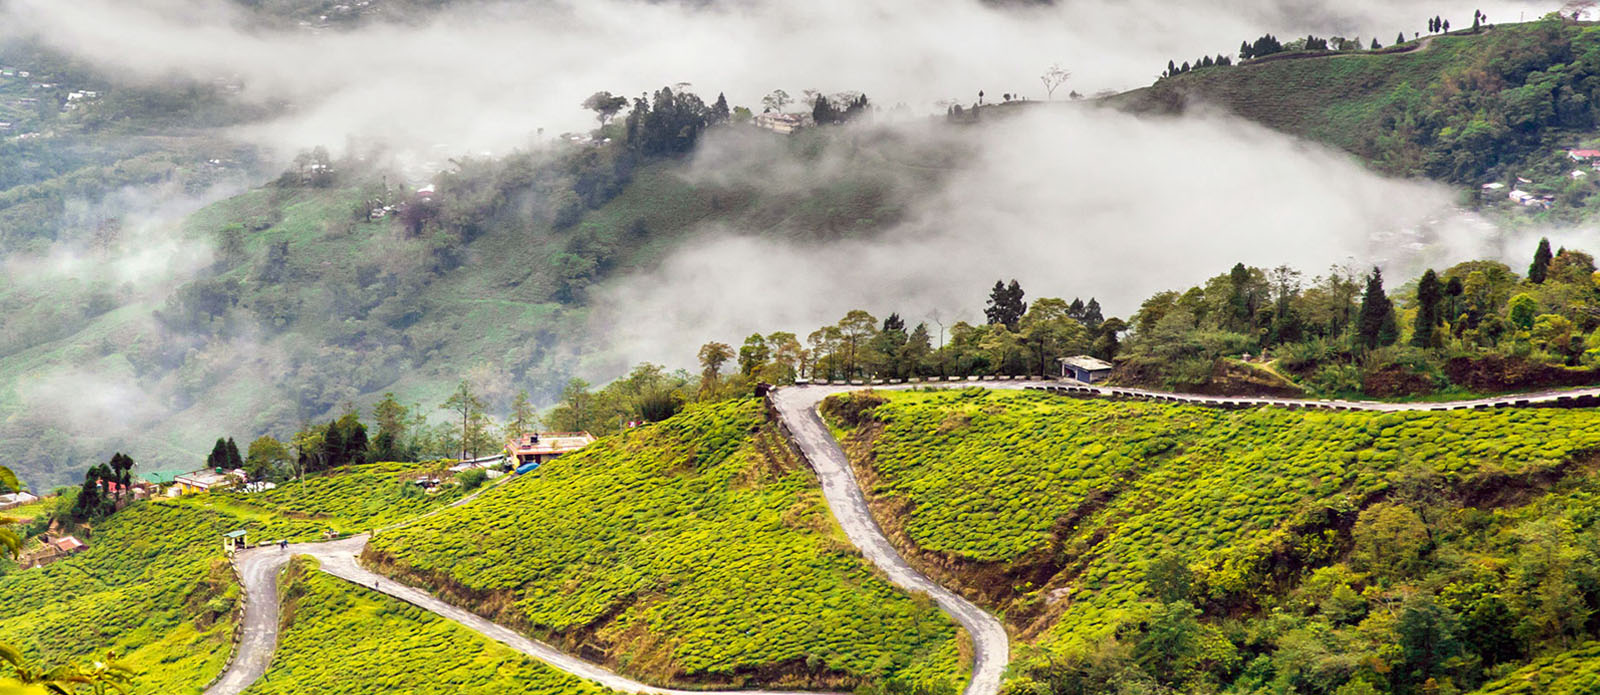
244 560 620 695
369 398 963 693
836 389 1600 693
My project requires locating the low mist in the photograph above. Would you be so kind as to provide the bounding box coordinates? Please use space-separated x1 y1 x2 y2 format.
595 105 1510 369
0 0 1549 161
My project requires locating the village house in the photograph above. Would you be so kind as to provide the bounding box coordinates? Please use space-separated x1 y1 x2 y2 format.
0 491 38 510
506 432 596 467
1569 149 1600 162
24 536 87 569
1059 355 1115 383
754 112 813 134
171 469 238 496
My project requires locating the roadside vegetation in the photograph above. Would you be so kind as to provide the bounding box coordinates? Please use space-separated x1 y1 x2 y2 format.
828 388 1600 695
367 398 965 694
246 558 621 695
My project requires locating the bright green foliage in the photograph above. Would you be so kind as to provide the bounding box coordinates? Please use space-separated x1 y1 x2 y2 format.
369 399 962 692
1475 641 1600 693
243 561 620 695
838 389 1600 692
0 503 242 694
178 461 469 539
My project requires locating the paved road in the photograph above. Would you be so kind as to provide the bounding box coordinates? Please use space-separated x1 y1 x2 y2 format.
1033 381 1600 412
770 383 1024 695
207 534 840 695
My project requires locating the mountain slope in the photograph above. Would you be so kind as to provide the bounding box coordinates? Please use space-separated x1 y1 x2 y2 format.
365 398 966 693
830 388 1600 694
1111 19 1600 199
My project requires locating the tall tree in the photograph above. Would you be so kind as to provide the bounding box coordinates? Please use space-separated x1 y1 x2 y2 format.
698 341 734 393
1529 237 1553 284
505 391 537 440
225 437 244 470
581 91 629 126
738 334 771 377
837 311 879 379
1040 64 1071 99
710 93 731 124
1412 268 1444 347
371 393 411 462
1357 267 1399 349
441 380 486 461
985 280 1026 330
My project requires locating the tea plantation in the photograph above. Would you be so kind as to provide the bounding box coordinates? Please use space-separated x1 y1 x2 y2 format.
367 398 965 693
0 503 244 694
243 559 622 695
832 388 1600 694
195 460 471 537
0 460 485 693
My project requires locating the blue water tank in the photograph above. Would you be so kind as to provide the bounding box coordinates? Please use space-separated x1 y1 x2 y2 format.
514 461 540 475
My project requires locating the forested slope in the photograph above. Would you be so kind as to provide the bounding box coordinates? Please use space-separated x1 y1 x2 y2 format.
0 120 958 489
830 388 1600 695
1112 19 1600 203
366 398 966 694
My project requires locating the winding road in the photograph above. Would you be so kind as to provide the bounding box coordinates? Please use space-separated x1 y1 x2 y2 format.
203 377 1600 695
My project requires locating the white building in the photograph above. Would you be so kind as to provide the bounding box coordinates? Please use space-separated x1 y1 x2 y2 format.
754 112 813 134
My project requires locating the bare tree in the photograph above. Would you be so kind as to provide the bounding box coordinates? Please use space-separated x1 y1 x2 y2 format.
1040 64 1071 100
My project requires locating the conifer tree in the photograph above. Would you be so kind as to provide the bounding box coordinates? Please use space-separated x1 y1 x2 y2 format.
711 93 730 124
1358 267 1398 349
1411 269 1444 347
1397 32 1407 45
1530 237 1553 283
225 437 244 470
1372 37 1382 49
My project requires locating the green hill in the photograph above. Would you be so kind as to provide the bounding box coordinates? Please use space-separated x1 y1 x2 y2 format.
0 122 957 489
248 558 621 695
1111 18 1600 211
366 398 965 693
829 388 1600 695
0 458 475 693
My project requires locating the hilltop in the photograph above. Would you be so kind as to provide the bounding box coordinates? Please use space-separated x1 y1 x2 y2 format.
1110 18 1600 221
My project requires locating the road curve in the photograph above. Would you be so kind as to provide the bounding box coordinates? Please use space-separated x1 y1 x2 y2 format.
206 534 839 695
770 384 1021 695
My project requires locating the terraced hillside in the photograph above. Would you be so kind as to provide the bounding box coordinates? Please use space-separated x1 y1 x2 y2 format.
830 388 1600 694
366 398 966 694
0 459 471 694
246 558 622 695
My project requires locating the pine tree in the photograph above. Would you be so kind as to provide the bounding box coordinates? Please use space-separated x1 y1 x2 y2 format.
1372 37 1382 49
711 93 730 124
1397 32 1407 45
1240 40 1252 60
1412 269 1444 347
1530 237 1553 283
1083 298 1104 332
225 437 243 470
1358 267 1398 349
208 438 228 470
1442 19 1450 32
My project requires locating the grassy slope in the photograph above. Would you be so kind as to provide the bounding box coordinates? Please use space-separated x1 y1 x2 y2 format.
0 459 468 693
367 399 964 693
832 389 1600 647
244 558 621 695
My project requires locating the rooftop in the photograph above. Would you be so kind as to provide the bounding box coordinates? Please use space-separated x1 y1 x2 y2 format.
508 432 597 456
175 469 234 487
1059 355 1115 371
